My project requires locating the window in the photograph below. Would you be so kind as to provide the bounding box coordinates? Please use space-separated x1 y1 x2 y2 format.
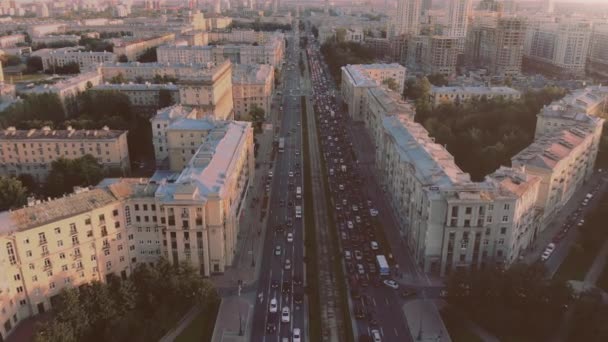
32 275 38 282
87 230 93 237
14 274 20 281
113 209 119 217
500 227 507 234
106 261 112 270
459 254 466 262
504 204 510 210
134 204 140 211
49 282 55 290
104 249 110 256
125 206 131 225
501 216 509 223
128 234 133 240
62 265 68 271
26 250 32 257
498 238 505 245
54 227 61 234
451 206 458 217
143 204 148 211
29 263 35 270
59 253 65 259
487 216 493 223
465 207 472 215
488 204 494 211
57 240 63 247
115 221 120 228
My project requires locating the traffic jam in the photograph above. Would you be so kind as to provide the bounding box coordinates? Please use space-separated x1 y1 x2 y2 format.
306 34 411 341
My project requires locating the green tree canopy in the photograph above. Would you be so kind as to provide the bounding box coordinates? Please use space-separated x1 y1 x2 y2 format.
382 77 399 92
45 155 104 196
248 105 265 133
0 177 28 211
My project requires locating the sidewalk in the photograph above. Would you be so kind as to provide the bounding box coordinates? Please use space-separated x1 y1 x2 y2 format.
211 294 255 342
403 300 452 342
583 240 608 286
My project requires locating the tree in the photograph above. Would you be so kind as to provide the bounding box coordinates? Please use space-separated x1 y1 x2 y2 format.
109 73 126 84
45 155 104 196
26 56 43 73
427 73 449 86
382 77 399 92
118 54 128 63
249 105 265 133
158 89 175 108
1 54 21 67
311 25 319 38
137 48 157 63
0 177 28 211
569 290 608 341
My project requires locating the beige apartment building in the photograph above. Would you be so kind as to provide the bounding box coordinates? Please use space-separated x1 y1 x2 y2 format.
101 61 234 120
232 64 274 120
420 36 460 76
113 33 176 61
0 187 130 339
33 47 117 72
351 62 604 276
0 34 25 48
341 63 407 122
150 105 198 166
0 126 130 182
0 119 254 340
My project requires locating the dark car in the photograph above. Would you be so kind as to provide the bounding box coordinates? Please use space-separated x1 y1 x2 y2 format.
282 281 291 294
266 322 277 333
293 275 303 286
294 292 303 304
271 279 279 289
367 313 378 327
354 304 365 319
351 287 361 299
401 289 417 298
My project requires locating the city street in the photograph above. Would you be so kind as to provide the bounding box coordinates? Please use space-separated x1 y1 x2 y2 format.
250 25 307 342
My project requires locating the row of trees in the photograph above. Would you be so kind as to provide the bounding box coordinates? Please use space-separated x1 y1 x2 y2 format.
446 263 572 341
35 259 219 342
229 21 292 32
320 41 376 84
404 77 566 180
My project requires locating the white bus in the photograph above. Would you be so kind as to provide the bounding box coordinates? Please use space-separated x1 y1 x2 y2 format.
295 206 302 219
296 186 302 199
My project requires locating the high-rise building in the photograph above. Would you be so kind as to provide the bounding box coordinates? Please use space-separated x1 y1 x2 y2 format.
393 0 421 36
465 16 527 76
587 23 608 78
523 19 592 77
421 36 460 76
543 0 554 14
446 0 472 38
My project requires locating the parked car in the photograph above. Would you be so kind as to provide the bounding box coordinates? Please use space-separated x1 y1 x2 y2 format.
383 279 399 289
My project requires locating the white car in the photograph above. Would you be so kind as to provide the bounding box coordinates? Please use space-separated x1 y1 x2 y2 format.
289 171 294 177
352 205 358 212
357 264 365 275
370 241 379 250
268 171 273 178
370 209 379 217
541 250 552 261
269 298 278 313
344 250 352 260
371 329 382 342
287 233 294 242
347 221 354 229
545 243 556 253
281 306 290 323
275 245 282 256
578 219 585 227
354 250 363 261
383 279 399 290
285 259 292 270
355 216 361 224
293 328 301 342
339 184 344 191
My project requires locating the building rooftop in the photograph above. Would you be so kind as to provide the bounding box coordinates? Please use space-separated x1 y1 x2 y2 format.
342 63 405 88
512 126 591 169
156 121 251 202
20 71 101 94
93 82 179 91
0 187 118 234
487 166 541 198
0 126 126 140
152 105 197 122
431 85 521 96
382 115 471 189
232 64 273 84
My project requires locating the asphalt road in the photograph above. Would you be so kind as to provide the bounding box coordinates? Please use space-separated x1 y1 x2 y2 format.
250 26 307 342
305 33 412 341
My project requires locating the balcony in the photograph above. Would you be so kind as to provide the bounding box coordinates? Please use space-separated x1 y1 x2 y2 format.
43 263 52 271
41 250 49 257
70 229 78 235
73 253 82 260
39 239 48 246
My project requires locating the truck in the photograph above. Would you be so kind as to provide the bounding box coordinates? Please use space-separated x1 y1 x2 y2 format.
295 206 302 219
376 255 390 276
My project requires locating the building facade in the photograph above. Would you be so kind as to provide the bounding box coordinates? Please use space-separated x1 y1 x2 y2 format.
113 34 176 61
90 82 179 114
150 105 198 166
0 126 130 181
33 47 117 72
232 64 274 120
429 85 521 107
587 23 608 78
420 36 460 76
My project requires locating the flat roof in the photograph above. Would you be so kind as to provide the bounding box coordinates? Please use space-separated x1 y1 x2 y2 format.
0 126 126 140
512 126 591 169
232 64 273 84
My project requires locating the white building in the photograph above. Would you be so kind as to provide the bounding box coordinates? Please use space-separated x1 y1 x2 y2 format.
393 0 421 36
446 0 472 38
587 23 608 78
524 19 592 77
33 46 117 72
150 105 198 166
429 86 521 107
0 34 25 48
90 82 179 114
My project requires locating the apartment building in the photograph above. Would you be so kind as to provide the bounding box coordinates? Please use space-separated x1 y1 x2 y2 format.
28 23 65 37
157 33 285 68
0 186 130 339
90 82 179 114
0 34 25 48
420 36 460 77
180 30 209 46
341 63 406 121
150 105 198 166
113 34 176 61
31 34 80 46
33 46 117 72
19 71 103 111
523 19 592 77
0 126 130 181
393 0 421 36
207 29 266 45
446 0 472 38
512 126 598 223
587 23 608 78
101 61 234 120
232 64 274 120
465 16 527 76
363 87 415 145
429 85 521 107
